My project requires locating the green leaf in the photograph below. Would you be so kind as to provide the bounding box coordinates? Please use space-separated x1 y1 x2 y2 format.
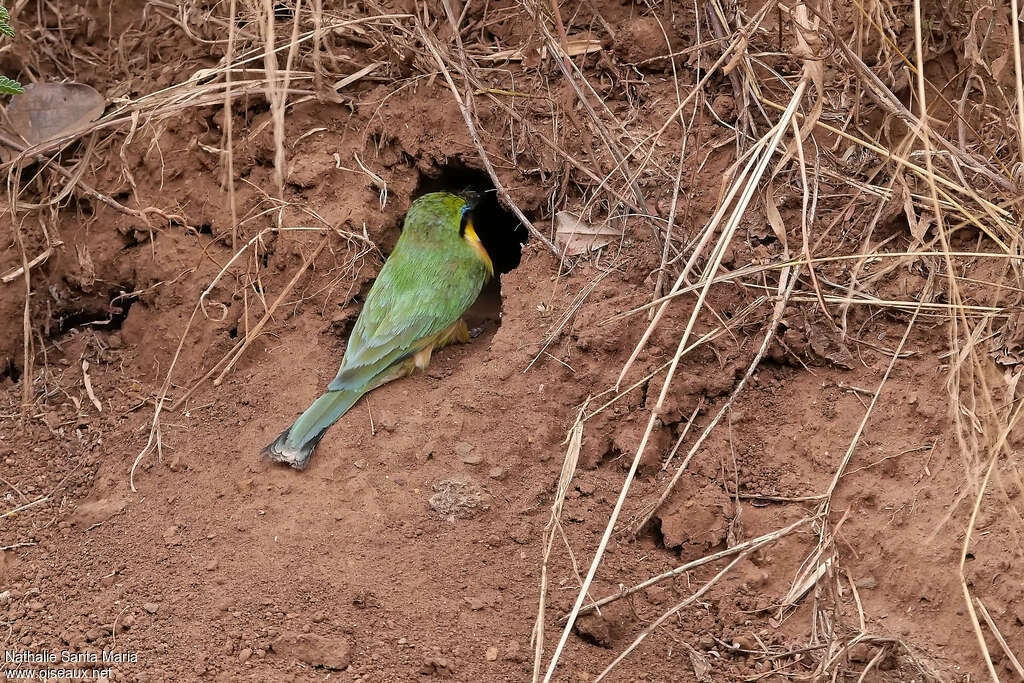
0 8 24 95
0 76 24 95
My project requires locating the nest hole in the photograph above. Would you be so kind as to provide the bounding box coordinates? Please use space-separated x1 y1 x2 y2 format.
53 292 138 337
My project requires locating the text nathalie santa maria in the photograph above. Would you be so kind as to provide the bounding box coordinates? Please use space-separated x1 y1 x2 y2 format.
5 650 138 664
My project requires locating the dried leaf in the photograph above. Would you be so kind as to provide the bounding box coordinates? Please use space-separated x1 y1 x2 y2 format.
963 9 987 71
995 310 1024 366
7 82 105 146
781 551 832 609
898 179 929 241
804 316 855 369
554 211 619 256
992 52 1012 83
683 643 713 683
480 34 602 63
722 34 748 75
82 360 102 413
565 37 603 57
764 189 786 244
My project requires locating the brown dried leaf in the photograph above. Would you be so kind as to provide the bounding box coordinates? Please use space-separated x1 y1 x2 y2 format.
995 310 1024 366
722 34 748 75
683 643 713 683
554 211 620 255
964 10 987 71
898 179 929 241
992 52 1012 83
764 189 786 244
7 82 105 146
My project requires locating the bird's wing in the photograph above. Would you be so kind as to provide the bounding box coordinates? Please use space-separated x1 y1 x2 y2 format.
327 245 485 392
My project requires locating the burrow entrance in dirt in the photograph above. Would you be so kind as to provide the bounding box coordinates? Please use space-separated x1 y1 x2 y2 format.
413 162 528 337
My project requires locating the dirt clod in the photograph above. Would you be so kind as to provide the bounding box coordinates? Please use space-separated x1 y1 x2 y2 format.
573 614 617 648
420 653 455 676
71 496 126 527
613 17 674 67
271 632 351 671
656 479 731 552
428 478 491 519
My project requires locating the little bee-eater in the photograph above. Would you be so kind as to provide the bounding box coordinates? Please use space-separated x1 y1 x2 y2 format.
263 192 494 469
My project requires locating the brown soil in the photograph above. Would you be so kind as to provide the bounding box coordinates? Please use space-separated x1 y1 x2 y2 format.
2 1 1023 682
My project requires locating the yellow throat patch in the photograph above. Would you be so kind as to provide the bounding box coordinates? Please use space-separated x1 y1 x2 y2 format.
463 219 494 277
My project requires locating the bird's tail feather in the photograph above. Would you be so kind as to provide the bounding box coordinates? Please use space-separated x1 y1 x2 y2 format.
261 388 363 470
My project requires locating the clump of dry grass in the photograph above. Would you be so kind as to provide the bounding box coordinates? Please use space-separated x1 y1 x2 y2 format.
0 1 403 473
484 0 1024 680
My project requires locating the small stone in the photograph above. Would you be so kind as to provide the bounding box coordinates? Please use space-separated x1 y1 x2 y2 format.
353 459 367 470
238 648 252 663
162 526 182 546
206 559 219 571
120 614 135 630
419 440 438 463
27 601 44 611
645 586 668 604
485 646 498 661
312 611 326 623
375 410 397 431
464 597 485 611
487 467 506 480
503 640 523 662
574 614 614 648
732 634 756 650
142 603 160 614
455 442 475 457
397 637 408 645
61 629 83 645
849 642 875 663
420 654 454 676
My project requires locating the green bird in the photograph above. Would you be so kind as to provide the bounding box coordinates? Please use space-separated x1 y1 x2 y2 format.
263 192 493 469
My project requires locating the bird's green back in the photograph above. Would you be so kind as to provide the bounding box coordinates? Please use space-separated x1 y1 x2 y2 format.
328 193 491 393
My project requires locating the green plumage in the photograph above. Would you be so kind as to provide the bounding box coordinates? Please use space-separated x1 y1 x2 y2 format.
263 192 492 469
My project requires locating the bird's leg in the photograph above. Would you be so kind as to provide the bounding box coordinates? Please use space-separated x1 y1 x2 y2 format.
437 318 470 346
411 319 470 374
454 318 470 343
413 345 433 371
